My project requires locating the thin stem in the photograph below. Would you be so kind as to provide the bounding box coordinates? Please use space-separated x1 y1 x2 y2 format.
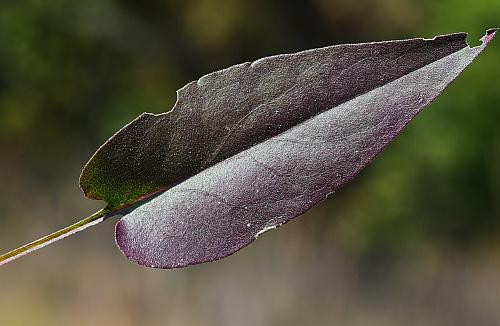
0 209 109 267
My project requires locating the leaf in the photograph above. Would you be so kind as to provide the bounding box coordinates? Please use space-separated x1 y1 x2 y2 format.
0 29 496 268
110 29 496 268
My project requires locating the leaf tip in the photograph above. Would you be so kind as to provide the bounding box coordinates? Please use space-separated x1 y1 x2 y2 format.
482 28 498 45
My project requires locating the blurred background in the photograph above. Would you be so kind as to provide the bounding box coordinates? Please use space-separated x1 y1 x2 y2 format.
0 0 499 325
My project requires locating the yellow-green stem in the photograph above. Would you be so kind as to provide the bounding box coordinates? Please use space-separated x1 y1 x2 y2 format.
0 209 108 266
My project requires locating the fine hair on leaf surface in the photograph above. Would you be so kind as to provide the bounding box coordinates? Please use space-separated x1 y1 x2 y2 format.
0 28 497 268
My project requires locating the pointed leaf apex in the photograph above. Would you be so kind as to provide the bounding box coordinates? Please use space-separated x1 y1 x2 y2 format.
483 28 498 45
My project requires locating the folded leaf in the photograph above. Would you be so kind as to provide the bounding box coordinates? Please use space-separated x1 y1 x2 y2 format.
95 29 495 268
2 29 495 269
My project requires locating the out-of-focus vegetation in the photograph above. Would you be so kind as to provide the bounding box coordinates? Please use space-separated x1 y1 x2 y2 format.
0 1 499 325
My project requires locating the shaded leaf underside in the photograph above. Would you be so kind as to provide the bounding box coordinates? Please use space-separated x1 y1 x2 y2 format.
81 29 496 268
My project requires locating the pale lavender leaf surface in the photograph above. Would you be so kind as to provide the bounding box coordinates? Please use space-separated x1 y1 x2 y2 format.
115 29 496 268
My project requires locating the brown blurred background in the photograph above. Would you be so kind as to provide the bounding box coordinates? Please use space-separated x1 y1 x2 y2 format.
1 0 499 325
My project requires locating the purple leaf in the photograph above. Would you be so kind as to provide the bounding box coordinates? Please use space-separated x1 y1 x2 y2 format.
105 29 494 268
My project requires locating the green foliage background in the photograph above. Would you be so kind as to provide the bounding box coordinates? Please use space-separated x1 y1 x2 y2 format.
0 1 499 325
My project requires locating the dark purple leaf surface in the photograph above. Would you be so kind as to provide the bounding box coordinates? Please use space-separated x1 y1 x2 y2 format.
90 29 496 268
81 31 479 209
